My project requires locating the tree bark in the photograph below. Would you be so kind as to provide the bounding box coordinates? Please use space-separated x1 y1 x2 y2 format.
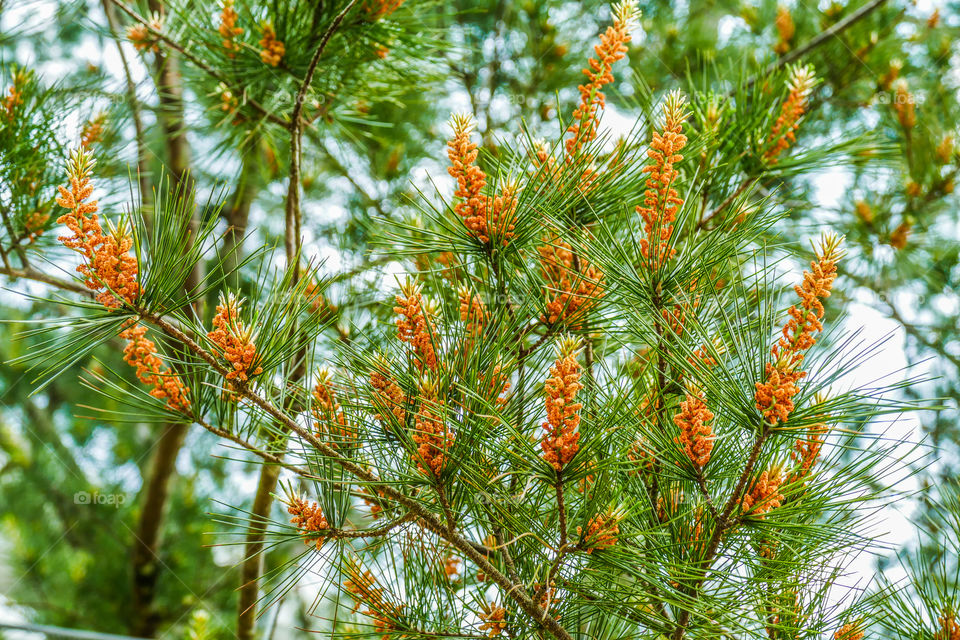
131 423 189 638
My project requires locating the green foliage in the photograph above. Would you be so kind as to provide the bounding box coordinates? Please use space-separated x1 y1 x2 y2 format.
1 0 958 639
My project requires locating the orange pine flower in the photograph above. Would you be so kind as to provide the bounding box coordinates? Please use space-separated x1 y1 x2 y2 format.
2 68 28 121
628 438 655 476
834 621 865 640
755 233 843 425
741 466 785 518
370 357 406 426
120 321 191 411
412 376 453 477
219 83 242 125
754 363 803 425
23 209 50 244
774 234 843 366
688 338 724 372
442 553 460 580
80 113 106 150
363 0 405 20
673 388 715 470
538 236 605 328
127 14 162 53
789 409 827 484
394 280 438 371
458 286 486 337
486 361 511 408
344 561 405 639
890 220 912 249
55 149 139 308
765 65 815 163
446 113 485 235
286 494 329 550
774 5 794 55
637 90 688 268
893 79 916 130
938 610 960 640
313 368 352 444
207 293 263 392
577 510 621 553
565 0 638 157
478 601 507 637
218 0 243 56
531 139 558 185
445 114 516 245
56 148 189 411
541 337 583 470
259 23 285 67
362 486 386 520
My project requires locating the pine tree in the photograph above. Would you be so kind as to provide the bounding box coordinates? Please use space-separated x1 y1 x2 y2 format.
1 1 958 639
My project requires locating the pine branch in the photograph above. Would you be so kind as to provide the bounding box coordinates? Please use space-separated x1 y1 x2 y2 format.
0 265 93 296
672 426 771 640
140 309 576 640
105 0 289 127
745 0 891 87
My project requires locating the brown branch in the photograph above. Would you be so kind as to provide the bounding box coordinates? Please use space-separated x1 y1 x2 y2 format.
697 176 756 231
0 265 93 296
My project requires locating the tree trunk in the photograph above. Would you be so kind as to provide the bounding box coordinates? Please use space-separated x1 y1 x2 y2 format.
131 423 189 638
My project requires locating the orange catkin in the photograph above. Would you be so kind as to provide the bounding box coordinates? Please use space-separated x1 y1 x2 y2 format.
394 280 438 372
741 467 785 518
363 0 405 20
577 510 620 553
446 114 516 245
120 322 191 411
541 338 584 470
370 356 406 426
218 0 243 56
478 601 507 637
834 621 865 640
538 236 605 328
79 113 106 150
126 14 162 53
56 149 190 411
286 494 329 550
938 610 960 640
565 0 638 157
2 68 27 121
790 418 827 483
207 293 263 392
637 90 688 269
258 23 285 67
343 562 404 639
774 5 794 55
765 65 815 163
755 233 843 425
412 377 453 477
313 368 352 443
674 389 715 470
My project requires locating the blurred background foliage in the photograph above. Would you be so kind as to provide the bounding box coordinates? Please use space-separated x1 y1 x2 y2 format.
0 0 957 638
